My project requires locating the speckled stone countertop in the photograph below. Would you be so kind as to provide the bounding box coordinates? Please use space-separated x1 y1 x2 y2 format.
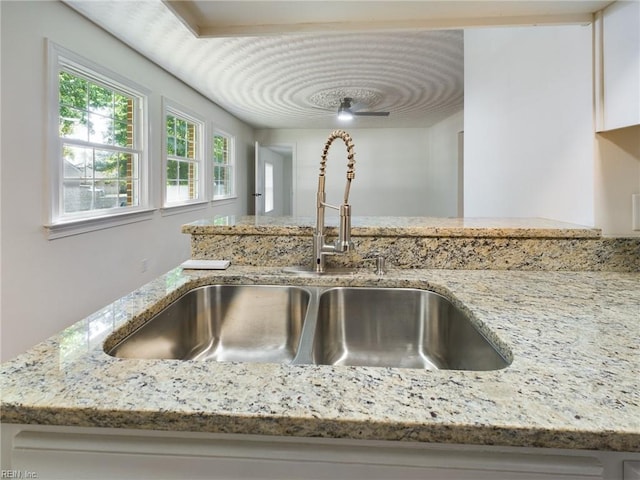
182 216 602 238
184 216 638 271
1 267 638 452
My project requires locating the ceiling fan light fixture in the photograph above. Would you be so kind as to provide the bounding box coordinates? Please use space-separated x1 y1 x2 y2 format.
334 96 389 120
337 105 354 121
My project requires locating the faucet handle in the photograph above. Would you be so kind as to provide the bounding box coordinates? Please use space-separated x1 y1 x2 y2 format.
364 255 386 276
374 256 386 276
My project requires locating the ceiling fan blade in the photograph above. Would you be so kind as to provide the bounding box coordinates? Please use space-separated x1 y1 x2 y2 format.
353 111 390 117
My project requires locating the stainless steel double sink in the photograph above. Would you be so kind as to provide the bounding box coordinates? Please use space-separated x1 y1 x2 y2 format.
106 285 510 371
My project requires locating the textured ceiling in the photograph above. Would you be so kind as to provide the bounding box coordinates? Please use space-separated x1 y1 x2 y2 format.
64 1 608 130
65 0 464 128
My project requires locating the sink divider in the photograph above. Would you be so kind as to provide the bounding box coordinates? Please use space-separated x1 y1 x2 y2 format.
291 286 322 365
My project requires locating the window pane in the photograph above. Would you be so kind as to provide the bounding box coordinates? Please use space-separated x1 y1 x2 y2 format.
113 94 130 123
166 180 178 204
62 178 87 213
176 119 187 141
166 115 176 155
189 163 199 184
189 163 198 199
178 160 189 180
167 159 178 181
63 144 93 174
128 177 140 206
176 138 186 157
88 112 114 145
119 153 136 181
114 120 132 148
118 153 136 207
59 71 87 110
178 180 189 201
167 136 176 156
63 145 96 213
88 83 113 113
59 106 88 140
94 150 118 178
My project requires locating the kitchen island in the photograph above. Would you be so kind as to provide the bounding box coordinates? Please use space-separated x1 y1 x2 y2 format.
1 218 639 478
183 216 638 271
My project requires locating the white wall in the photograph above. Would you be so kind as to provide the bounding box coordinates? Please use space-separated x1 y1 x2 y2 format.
0 1 254 361
464 25 594 226
256 118 463 219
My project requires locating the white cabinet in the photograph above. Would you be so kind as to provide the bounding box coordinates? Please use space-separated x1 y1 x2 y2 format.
595 0 640 131
3 424 640 480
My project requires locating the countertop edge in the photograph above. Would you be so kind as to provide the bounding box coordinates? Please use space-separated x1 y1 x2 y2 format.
180 217 603 239
181 226 603 239
2 406 638 453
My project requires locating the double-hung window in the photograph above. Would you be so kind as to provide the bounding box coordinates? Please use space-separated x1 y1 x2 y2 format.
163 101 205 207
48 42 149 235
212 131 235 200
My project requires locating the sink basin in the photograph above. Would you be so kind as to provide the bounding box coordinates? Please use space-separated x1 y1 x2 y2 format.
311 287 509 370
107 285 311 362
106 284 509 371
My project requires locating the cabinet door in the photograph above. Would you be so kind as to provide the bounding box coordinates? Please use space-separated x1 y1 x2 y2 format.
596 0 640 131
7 427 611 480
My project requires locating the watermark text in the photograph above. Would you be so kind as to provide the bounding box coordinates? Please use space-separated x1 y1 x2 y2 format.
1 471 38 479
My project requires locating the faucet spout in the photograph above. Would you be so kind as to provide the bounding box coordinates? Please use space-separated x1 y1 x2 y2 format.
313 129 356 273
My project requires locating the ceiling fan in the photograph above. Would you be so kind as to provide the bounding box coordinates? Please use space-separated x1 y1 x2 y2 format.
337 97 390 121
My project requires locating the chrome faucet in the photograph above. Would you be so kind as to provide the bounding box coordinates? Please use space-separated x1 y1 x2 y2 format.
313 129 356 273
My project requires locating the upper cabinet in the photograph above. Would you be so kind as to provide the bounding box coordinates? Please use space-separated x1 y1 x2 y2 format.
595 0 640 131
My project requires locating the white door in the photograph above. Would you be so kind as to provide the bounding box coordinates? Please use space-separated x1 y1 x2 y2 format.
254 143 294 217
254 142 266 216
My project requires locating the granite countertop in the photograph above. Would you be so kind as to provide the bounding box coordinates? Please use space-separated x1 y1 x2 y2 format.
182 216 602 238
1 266 638 452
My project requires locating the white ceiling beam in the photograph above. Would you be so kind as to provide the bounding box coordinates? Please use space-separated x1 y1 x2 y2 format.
162 0 600 38
195 14 595 37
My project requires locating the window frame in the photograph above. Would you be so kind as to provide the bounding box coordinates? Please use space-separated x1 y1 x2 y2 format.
212 129 236 201
161 98 208 210
45 41 152 239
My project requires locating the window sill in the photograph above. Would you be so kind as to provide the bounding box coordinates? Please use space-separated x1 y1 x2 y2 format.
161 201 209 217
45 209 156 240
212 196 238 206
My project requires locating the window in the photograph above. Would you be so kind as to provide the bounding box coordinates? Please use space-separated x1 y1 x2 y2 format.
163 101 205 207
48 42 149 232
264 162 274 213
212 132 235 200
